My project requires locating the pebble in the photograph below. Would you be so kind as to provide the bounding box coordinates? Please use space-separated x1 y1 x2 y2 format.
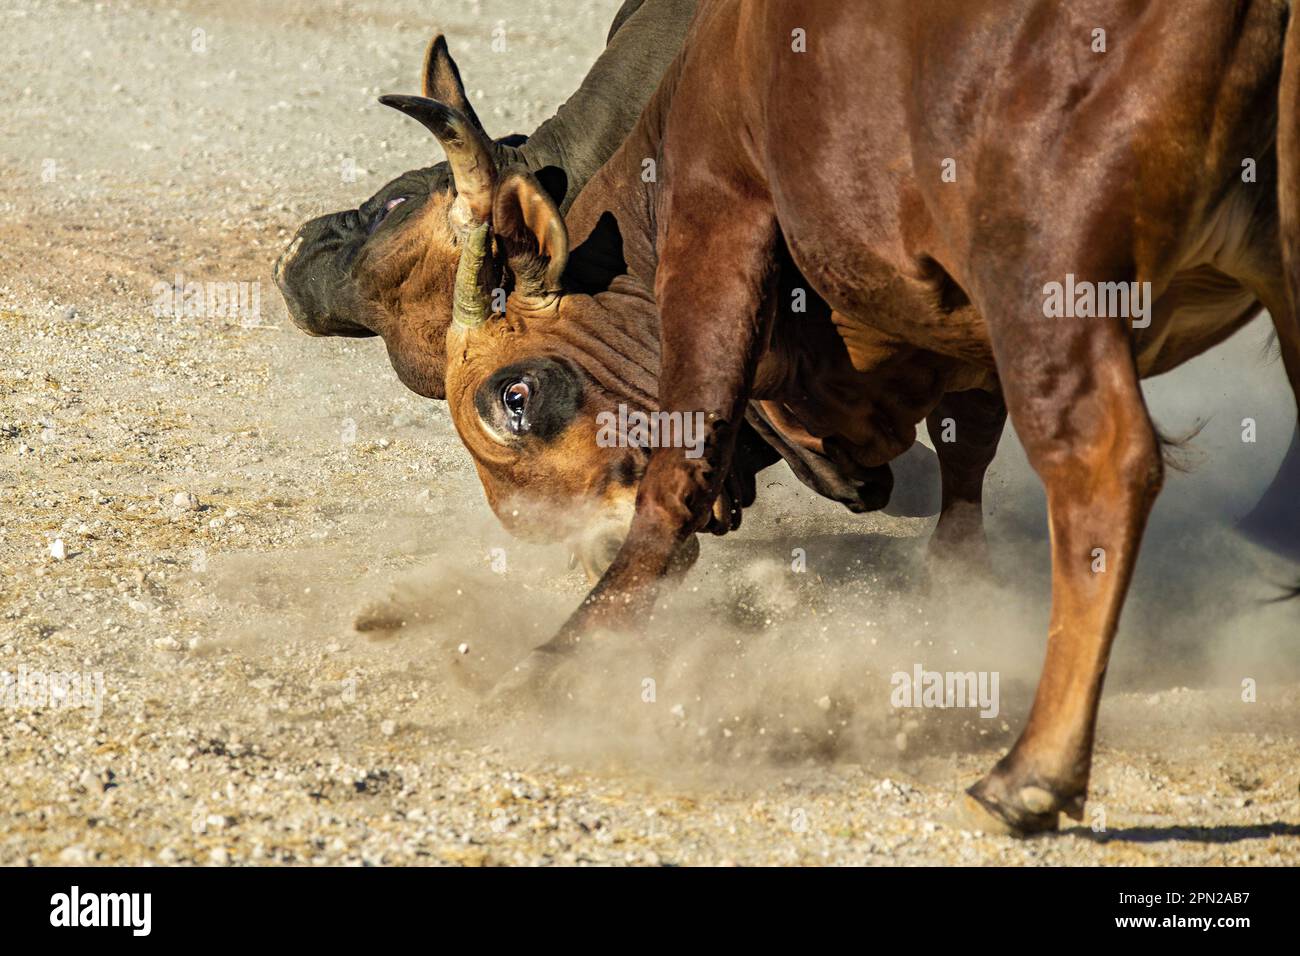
48 538 66 560
59 845 89 864
173 491 200 510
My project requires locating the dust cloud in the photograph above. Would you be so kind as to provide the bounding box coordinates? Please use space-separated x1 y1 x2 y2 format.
189 303 1295 786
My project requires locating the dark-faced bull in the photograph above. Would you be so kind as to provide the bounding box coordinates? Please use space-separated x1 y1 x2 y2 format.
273 0 698 401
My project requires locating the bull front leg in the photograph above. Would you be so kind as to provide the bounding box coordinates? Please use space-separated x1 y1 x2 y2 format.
565 181 780 641
496 178 780 699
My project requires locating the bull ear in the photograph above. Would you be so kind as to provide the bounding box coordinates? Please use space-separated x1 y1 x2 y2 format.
422 33 486 134
493 168 569 298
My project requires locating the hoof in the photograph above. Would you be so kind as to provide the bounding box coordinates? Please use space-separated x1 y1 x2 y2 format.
959 775 1081 837
924 518 997 579
952 793 1025 837
486 645 574 711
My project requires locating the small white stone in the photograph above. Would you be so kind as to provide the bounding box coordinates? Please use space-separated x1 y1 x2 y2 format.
380 720 397 737
48 538 66 560
59 845 89 864
457 642 470 655
172 491 199 510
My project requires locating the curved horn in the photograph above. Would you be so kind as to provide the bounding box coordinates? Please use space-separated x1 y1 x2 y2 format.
379 93 500 326
378 94 496 222
422 33 486 133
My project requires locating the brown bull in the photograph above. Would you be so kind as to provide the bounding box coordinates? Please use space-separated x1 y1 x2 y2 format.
414 0 1299 835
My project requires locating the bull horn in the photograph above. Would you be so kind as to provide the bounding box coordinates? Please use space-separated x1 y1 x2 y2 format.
378 94 495 223
452 222 495 328
422 33 487 134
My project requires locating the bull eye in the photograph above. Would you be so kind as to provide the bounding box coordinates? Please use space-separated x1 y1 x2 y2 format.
502 380 531 434
367 196 407 235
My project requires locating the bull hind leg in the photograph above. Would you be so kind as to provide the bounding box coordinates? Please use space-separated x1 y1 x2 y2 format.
925 388 1007 569
960 256 1163 835
1234 281 1300 563
1245 12 1300 565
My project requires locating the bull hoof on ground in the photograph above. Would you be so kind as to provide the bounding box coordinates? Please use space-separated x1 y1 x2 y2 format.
925 538 995 578
486 645 575 711
956 777 1081 837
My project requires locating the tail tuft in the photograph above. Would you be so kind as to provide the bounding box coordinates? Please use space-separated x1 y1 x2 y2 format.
1265 579 1300 603
1154 418 1208 474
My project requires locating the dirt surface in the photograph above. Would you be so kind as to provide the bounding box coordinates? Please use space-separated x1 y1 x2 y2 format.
1 0 1298 866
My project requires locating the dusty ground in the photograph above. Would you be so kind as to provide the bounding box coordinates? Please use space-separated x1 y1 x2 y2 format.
1 0 1298 866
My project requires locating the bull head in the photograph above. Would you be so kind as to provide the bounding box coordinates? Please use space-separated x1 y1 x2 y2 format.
377 114 656 565
274 34 528 399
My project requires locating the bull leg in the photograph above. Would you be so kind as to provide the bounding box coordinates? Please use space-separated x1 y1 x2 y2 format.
925 388 1006 567
562 198 778 637
961 264 1163 835
1255 18 1300 561
506 182 778 690
1239 280 1300 562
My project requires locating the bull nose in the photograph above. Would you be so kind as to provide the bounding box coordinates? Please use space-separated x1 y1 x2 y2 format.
273 233 323 336
273 234 304 289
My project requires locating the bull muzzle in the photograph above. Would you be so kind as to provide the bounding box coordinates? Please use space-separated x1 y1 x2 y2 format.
273 234 303 289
